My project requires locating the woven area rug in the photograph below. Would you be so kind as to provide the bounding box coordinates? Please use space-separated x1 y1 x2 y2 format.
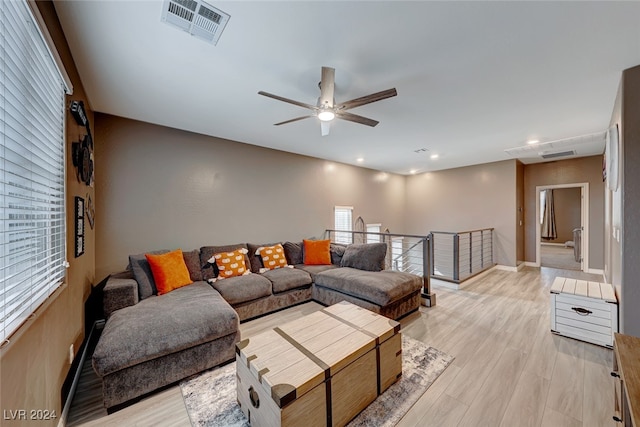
180 335 453 426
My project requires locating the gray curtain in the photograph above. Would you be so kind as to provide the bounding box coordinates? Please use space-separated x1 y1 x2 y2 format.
541 189 557 240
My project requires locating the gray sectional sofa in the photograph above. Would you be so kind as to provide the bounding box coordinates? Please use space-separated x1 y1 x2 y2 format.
92 241 423 410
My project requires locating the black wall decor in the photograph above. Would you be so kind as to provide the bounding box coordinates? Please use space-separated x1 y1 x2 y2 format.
75 196 85 257
70 100 94 186
70 100 88 127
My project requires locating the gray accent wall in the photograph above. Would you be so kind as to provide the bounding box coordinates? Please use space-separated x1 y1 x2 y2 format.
404 160 518 267
621 65 640 336
94 114 407 279
516 161 525 265
607 65 640 335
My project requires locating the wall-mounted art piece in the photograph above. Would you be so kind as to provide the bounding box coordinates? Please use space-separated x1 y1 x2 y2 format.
75 196 85 257
70 100 94 187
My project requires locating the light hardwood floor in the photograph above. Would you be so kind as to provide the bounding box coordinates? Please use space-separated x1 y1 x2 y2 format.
540 244 581 271
67 267 615 426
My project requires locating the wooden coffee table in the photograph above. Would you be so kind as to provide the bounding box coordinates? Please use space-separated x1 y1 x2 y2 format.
236 301 402 427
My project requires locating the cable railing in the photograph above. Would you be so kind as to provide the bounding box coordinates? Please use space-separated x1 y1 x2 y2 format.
324 229 435 307
430 228 495 283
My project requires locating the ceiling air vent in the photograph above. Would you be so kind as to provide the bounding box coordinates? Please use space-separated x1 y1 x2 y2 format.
540 150 576 159
161 0 230 45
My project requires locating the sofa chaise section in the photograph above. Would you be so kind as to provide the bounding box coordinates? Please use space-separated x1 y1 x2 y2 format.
313 267 423 320
93 281 239 409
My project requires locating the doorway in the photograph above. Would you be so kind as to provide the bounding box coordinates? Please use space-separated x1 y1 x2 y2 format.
535 183 588 272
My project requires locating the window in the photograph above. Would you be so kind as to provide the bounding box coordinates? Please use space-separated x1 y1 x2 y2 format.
1 0 71 342
366 223 381 243
334 206 353 244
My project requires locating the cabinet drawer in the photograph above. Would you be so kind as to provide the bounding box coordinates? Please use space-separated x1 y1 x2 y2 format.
556 315 612 336
556 294 614 314
556 306 612 327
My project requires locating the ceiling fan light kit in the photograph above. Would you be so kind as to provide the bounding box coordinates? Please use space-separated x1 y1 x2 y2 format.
259 66 397 136
317 109 335 122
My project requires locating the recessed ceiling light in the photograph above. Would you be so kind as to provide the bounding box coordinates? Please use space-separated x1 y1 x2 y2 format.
409 169 417 175
527 139 540 145
356 158 364 163
430 154 439 159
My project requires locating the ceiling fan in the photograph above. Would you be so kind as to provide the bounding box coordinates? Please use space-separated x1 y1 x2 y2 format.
259 66 397 136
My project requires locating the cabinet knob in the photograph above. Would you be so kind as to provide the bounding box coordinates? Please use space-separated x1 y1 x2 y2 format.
613 415 622 423
611 371 620 378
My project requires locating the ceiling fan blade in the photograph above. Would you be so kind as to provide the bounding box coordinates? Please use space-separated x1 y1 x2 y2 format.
274 115 313 126
336 111 379 127
258 91 318 111
337 88 397 111
321 121 331 136
319 67 335 108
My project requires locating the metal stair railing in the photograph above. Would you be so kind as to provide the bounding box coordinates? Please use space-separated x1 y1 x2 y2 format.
430 228 495 284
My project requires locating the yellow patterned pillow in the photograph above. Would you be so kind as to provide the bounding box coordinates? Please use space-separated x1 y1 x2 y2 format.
256 244 290 273
208 248 251 281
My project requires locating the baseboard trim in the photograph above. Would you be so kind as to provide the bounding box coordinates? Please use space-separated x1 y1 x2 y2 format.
57 319 105 427
431 277 460 290
524 262 539 267
495 265 519 272
587 268 605 276
431 265 503 290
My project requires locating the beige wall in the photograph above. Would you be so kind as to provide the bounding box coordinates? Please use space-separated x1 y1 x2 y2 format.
404 160 518 267
94 115 407 279
542 187 581 244
523 156 604 270
0 2 95 426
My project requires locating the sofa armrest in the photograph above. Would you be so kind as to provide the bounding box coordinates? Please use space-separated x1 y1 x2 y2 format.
103 271 139 318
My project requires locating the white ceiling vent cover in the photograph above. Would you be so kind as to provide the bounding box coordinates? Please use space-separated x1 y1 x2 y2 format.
161 0 230 45
504 131 605 159
540 150 577 159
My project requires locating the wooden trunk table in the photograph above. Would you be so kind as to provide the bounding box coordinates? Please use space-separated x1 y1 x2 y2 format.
236 301 402 427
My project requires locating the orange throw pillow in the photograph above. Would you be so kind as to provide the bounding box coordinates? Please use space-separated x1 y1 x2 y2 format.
145 249 192 295
257 243 289 272
210 248 251 280
303 239 331 265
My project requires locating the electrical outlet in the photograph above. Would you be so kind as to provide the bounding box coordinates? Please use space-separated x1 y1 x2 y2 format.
69 344 74 364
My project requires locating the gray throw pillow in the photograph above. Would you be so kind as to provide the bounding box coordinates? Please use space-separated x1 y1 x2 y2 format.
330 243 347 265
182 249 203 282
340 243 387 272
128 249 169 300
283 241 303 265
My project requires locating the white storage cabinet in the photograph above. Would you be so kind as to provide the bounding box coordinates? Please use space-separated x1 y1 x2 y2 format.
550 277 618 348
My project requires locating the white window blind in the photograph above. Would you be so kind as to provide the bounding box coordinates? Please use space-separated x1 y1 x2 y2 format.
1 0 69 342
334 206 353 244
366 223 381 243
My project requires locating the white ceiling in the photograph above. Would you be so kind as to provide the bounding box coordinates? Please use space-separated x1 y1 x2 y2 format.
53 1 640 175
